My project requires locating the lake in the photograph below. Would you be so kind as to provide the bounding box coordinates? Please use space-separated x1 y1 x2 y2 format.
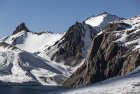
0 85 69 94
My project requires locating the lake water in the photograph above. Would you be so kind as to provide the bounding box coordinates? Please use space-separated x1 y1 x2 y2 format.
0 85 69 94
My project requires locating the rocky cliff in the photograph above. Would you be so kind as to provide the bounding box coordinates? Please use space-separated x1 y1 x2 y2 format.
62 16 140 87
44 22 96 66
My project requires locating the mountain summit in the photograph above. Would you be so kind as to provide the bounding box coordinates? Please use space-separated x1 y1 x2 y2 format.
85 12 123 31
12 22 30 35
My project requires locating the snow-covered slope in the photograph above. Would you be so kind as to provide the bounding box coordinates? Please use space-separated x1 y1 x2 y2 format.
115 16 140 51
52 67 140 94
3 31 64 53
0 42 69 85
0 42 35 85
85 12 123 31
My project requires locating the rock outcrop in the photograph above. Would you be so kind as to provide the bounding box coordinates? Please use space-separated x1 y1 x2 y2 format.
62 16 140 87
44 22 97 66
12 22 30 35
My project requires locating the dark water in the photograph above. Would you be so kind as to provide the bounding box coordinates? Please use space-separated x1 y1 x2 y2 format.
0 86 68 94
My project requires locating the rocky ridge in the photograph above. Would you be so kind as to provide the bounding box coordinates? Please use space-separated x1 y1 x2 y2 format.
62 16 140 87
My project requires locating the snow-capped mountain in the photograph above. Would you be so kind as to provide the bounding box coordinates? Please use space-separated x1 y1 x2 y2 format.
3 23 64 53
63 15 140 87
0 42 70 85
1 12 140 94
39 13 122 67
0 12 126 86
85 12 124 31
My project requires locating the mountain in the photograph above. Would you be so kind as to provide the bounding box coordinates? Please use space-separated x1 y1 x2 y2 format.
0 42 69 85
62 16 140 87
39 22 96 66
2 23 64 53
39 13 122 67
0 12 125 86
1 12 140 91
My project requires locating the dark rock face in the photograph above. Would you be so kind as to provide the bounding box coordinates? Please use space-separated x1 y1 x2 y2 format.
62 21 140 87
12 23 30 35
103 22 131 32
0 42 19 50
46 22 97 66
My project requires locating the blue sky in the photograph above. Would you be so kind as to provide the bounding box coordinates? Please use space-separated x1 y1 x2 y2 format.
0 0 140 38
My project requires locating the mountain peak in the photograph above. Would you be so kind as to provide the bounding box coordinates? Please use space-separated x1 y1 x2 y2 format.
99 12 110 15
12 22 30 35
85 13 123 30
